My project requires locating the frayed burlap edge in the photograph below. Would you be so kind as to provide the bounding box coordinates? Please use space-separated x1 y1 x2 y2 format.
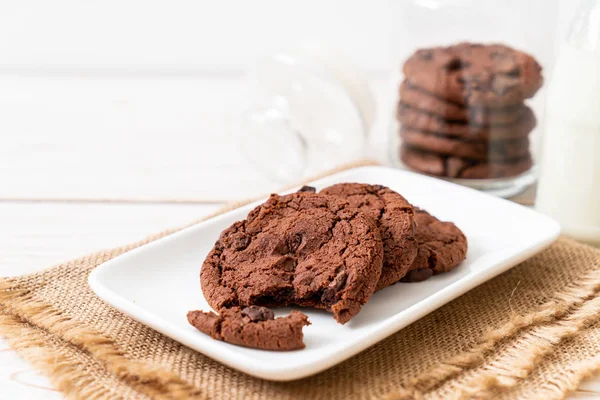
0 286 205 400
1 160 600 399
395 266 600 400
3 240 600 399
0 311 122 400
393 268 600 398
0 311 158 400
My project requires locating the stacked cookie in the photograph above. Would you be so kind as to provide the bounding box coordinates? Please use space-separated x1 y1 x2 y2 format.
188 183 467 351
398 42 543 179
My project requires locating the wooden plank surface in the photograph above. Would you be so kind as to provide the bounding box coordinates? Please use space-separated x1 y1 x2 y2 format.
0 75 277 202
0 74 391 202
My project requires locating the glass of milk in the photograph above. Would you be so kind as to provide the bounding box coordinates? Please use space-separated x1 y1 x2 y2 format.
536 0 600 244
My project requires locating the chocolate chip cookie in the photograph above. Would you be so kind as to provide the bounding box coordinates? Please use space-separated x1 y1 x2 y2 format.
399 80 527 125
400 128 530 162
401 208 467 283
200 192 384 324
397 103 536 140
403 42 543 107
320 183 418 290
400 145 533 179
187 306 309 351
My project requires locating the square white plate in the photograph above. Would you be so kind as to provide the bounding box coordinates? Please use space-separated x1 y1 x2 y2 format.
89 166 560 381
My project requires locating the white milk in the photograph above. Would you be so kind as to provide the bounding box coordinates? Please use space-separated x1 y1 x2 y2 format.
536 41 600 243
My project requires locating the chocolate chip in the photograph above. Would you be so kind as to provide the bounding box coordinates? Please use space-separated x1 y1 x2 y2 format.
287 233 303 253
443 58 470 71
320 270 348 307
417 49 433 60
233 234 251 251
214 239 225 251
320 289 336 307
242 306 275 322
297 185 316 193
504 67 521 78
401 268 433 283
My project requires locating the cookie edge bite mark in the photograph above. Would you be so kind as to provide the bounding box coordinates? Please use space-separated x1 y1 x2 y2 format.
200 192 384 325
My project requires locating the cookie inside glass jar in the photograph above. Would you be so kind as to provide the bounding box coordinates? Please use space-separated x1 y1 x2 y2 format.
395 42 544 195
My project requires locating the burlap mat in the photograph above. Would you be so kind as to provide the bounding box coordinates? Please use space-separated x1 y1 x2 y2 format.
2 162 600 400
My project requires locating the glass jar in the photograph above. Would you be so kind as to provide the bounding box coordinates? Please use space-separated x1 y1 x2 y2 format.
236 45 376 184
388 0 558 197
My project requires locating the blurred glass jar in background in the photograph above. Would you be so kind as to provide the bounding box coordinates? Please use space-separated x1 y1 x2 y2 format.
235 46 376 184
388 0 558 197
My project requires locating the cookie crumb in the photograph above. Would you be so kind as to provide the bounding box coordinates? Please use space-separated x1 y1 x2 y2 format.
187 307 310 351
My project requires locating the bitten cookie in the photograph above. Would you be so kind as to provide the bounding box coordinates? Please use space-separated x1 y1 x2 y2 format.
397 103 536 140
400 128 530 161
403 42 543 107
187 306 310 351
401 208 468 283
399 80 527 125
400 145 533 179
200 192 384 324
320 183 418 290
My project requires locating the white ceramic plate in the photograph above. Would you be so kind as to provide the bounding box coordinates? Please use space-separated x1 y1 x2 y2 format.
89 166 560 381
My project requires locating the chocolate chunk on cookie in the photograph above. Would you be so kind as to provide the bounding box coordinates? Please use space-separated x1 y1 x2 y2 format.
297 185 316 193
401 208 467 283
242 305 275 321
187 306 309 351
200 192 384 324
397 103 536 140
400 128 530 162
403 43 543 107
399 80 526 125
320 183 418 290
400 145 533 179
